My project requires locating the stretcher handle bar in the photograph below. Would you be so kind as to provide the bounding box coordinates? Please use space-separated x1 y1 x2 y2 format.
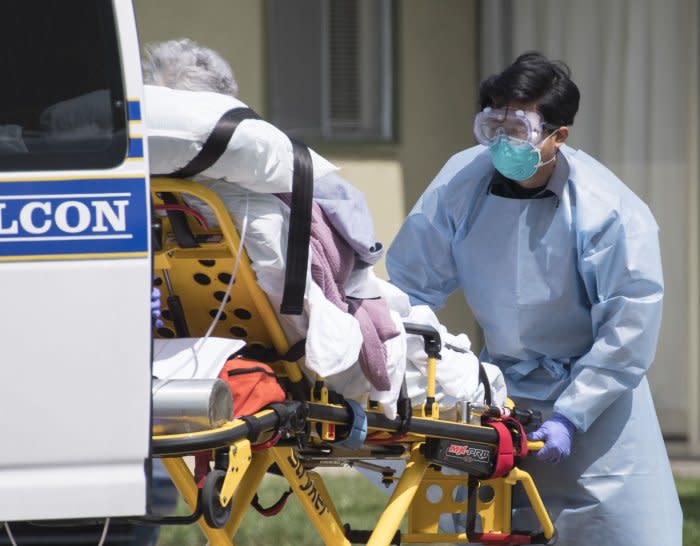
527 440 545 451
152 401 307 456
306 402 499 445
403 322 441 416
402 322 441 357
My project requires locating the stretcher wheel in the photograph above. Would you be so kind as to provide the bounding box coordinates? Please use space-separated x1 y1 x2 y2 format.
201 469 231 528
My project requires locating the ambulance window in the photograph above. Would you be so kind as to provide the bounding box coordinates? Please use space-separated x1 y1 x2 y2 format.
0 0 126 171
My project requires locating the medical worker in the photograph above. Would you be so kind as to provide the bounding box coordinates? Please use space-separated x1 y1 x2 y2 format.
387 52 682 545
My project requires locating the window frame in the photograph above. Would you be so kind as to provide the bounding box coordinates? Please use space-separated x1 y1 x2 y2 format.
266 0 396 145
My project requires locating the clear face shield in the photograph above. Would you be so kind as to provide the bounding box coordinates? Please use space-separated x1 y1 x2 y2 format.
473 107 554 147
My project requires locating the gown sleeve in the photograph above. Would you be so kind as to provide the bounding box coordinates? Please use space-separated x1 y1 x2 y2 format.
386 171 462 311
554 210 664 432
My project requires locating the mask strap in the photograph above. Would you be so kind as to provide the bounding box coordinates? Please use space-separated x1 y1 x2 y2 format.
537 154 556 168
535 130 559 168
537 129 559 147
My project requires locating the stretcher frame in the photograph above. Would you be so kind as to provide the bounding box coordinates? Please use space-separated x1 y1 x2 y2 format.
150 177 556 546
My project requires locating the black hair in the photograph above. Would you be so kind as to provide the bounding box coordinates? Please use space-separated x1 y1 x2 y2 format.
479 51 580 127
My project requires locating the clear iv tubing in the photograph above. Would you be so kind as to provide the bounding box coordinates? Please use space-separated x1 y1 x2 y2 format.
156 193 250 382
201 192 250 341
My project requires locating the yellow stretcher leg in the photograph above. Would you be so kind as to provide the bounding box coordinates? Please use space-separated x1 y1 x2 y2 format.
307 470 344 529
506 468 555 541
367 444 430 546
271 447 351 546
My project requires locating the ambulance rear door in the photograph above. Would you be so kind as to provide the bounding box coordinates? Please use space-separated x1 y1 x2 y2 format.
0 0 152 520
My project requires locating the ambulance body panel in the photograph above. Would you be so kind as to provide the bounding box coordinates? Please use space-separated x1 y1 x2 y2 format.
0 0 151 520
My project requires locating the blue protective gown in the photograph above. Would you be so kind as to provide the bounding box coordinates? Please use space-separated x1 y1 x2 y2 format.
387 145 682 545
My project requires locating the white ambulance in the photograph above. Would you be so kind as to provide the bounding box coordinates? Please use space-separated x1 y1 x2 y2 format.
0 0 154 524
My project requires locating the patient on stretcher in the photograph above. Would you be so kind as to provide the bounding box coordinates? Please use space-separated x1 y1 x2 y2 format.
186 181 507 419
140 39 506 419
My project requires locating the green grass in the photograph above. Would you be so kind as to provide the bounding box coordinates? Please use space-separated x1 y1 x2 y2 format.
157 471 396 546
679 476 700 546
157 474 700 546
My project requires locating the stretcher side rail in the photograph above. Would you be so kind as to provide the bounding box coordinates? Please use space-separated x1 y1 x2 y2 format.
152 402 307 457
306 401 500 444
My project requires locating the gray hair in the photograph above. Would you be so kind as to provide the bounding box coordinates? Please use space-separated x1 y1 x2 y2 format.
142 39 239 97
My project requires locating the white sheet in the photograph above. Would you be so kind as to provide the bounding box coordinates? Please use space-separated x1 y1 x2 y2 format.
144 85 338 191
152 337 245 380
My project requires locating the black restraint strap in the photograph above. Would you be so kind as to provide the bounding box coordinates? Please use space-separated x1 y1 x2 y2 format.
241 415 264 444
446 341 493 406
159 192 198 248
164 106 313 317
396 376 412 435
169 107 261 179
478 362 492 406
158 108 260 249
466 474 480 541
234 338 306 364
279 139 314 315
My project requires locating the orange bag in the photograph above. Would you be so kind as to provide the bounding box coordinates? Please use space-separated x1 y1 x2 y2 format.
218 356 286 417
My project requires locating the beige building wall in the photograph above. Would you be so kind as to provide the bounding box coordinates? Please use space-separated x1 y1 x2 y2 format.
325 0 482 341
133 0 266 113
396 0 481 343
133 0 483 341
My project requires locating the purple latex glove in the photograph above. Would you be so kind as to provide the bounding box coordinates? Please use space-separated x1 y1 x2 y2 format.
151 287 163 328
527 412 576 464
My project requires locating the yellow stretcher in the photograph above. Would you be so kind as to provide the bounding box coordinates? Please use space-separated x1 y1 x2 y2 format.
150 177 556 546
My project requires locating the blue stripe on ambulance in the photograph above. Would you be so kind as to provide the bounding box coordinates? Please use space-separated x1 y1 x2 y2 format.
0 178 148 258
127 100 142 121
128 137 144 158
